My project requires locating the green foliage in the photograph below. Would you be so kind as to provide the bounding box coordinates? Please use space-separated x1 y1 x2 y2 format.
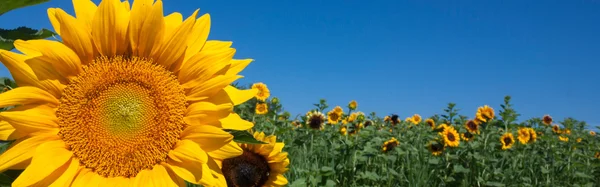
227 130 267 144
0 27 56 51
0 0 49 16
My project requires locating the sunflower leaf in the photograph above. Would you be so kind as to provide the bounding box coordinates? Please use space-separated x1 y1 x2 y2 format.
227 130 267 144
0 0 49 16
0 27 56 51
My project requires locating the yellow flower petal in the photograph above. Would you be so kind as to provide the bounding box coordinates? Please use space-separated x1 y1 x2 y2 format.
223 85 258 106
92 0 130 56
54 8 95 64
0 105 59 133
218 113 254 130
163 12 183 40
179 48 235 85
183 14 211 62
0 51 64 97
207 141 242 163
48 158 82 187
70 169 103 187
271 174 289 186
0 86 59 108
130 0 165 57
206 157 227 187
165 161 214 186
180 125 232 152
186 102 232 117
0 133 60 172
14 39 83 79
185 75 243 101
13 140 73 187
168 139 208 164
153 9 198 69
0 120 26 140
203 40 232 51
226 59 253 76
47 8 61 35
141 165 181 187
72 0 98 29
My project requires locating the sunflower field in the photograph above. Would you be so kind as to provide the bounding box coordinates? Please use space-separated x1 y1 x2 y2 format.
0 0 598 187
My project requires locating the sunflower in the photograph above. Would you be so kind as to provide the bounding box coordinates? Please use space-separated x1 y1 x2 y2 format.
576 138 582 143
291 120 302 129
440 126 460 147
327 110 342 125
356 111 366 121
475 105 494 123
306 111 326 130
564 129 571 135
333 106 344 115
347 112 358 123
595 152 600 159
348 100 358 110
528 128 537 143
410 114 422 124
436 123 449 132
340 125 348 135
517 128 531 144
461 132 474 142
255 103 268 115
252 82 270 101
500 133 515 150
363 120 374 128
464 120 480 134
552 124 561 134
0 0 259 186
382 137 399 153
383 116 390 122
427 141 444 156
218 132 289 187
559 136 569 142
405 117 413 124
390 114 400 125
542 115 552 126
591 131 596 136
425 119 435 129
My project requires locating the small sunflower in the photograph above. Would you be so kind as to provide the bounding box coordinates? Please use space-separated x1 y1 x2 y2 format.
384 116 391 122
363 120 374 128
576 138 582 143
340 125 348 135
427 141 445 156
306 111 326 130
291 120 302 129
465 120 480 134
348 100 358 110
425 119 435 129
517 127 531 144
461 132 474 142
590 131 596 136
559 136 569 142
528 128 537 143
333 106 344 115
327 110 342 125
436 123 450 132
542 115 552 126
218 132 289 187
347 112 358 123
255 103 268 115
390 114 400 125
411 114 422 124
348 123 362 135
382 137 400 153
552 125 561 134
405 117 413 124
595 152 600 159
252 82 270 101
475 105 495 122
356 111 366 121
500 132 515 150
441 126 460 148
564 129 572 135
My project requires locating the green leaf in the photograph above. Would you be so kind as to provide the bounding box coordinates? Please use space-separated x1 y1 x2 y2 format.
288 178 307 187
227 130 267 144
0 27 56 50
0 0 50 16
485 181 506 187
453 165 470 173
325 180 336 187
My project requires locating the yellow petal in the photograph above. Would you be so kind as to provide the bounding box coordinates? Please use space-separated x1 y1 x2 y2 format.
180 125 232 152
92 0 130 56
0 133 60 172
186 102 232 117
185 75 243 101
183 14 211 62
0 120 26 140
0 51 64 97
163 12 183 40
168 139 208 164
179 48 235 85
13 140 73 187
24 57 68 83
223 85 258 106
206 157 227 187
271 174 289 186
202 40 232 51
218 113 254 130
130 0 165 57
226 59 253 76
72 0 98 29
47 8 61 35
14 39 83 79
71 169 104 187
0 86 59 108
0 105 59 133
134 165 181 187
153 9 198 69
54 8 95 64
48 158 82 187
104 176 132 187
207 141 242 163
165 160 214 185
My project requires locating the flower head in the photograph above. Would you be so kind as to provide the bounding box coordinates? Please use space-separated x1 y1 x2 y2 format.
500 132 515 150
542 115 553 125
252 82 270 101
255 103 268 114
348 100 358 110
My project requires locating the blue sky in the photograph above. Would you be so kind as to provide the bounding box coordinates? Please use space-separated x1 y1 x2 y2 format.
1 0 599 127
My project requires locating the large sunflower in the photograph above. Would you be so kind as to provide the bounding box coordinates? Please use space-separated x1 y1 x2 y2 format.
217 132 289 187
440 126 460 148
517 127 531 144
500 132 515 150
0 0 259 186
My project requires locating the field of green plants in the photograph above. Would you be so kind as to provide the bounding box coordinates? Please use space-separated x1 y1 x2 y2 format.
233 83 600 187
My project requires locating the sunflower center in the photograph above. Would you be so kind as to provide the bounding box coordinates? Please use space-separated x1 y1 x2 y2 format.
467 121 477 131
56 57 187 178
222 149 270 187
503 137 513 145
447 132 456 141
385 142 398 152
309 115 323 129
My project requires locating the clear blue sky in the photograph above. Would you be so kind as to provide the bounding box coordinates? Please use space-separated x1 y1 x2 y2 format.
1 0 599 127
